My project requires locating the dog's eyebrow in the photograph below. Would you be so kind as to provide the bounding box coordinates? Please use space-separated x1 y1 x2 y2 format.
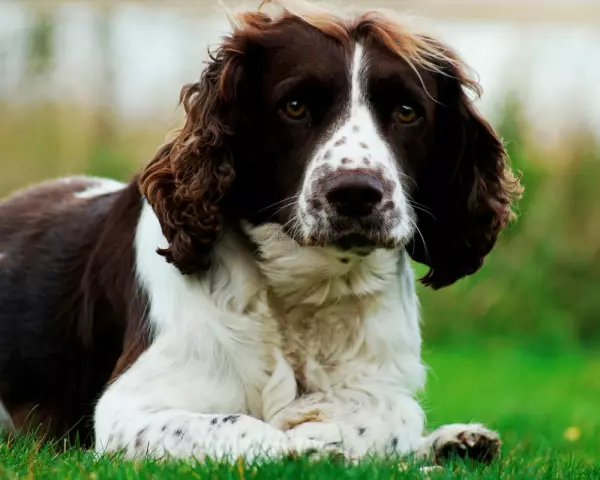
272 73 339 102
369 73 433 106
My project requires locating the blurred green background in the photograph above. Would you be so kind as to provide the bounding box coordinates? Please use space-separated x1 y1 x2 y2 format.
1 0 600 474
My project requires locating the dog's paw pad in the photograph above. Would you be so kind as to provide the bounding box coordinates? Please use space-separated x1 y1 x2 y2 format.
433 424 501 464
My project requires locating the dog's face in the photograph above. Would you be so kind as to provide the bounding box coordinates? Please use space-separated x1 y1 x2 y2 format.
140 5 521 288
230 23 438 254
294 41 436 253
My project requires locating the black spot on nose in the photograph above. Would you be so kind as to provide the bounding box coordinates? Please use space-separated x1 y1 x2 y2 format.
325 172 384 217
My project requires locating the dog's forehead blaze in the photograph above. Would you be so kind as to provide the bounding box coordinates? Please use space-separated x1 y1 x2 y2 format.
227 4 463 82
222 7 468 115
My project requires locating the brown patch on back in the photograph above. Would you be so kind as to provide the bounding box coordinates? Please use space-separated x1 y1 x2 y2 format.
0 178 150 446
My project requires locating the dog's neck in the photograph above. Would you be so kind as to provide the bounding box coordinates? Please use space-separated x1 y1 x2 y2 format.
241 222 404 308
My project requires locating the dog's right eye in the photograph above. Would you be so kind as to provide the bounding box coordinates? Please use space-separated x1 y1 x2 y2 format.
394 104 418 124
284 100 307 119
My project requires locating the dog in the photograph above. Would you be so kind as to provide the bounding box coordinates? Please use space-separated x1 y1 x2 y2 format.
0 0 521 464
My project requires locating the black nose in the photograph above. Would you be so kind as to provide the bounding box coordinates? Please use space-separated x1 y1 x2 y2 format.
325 172 384 217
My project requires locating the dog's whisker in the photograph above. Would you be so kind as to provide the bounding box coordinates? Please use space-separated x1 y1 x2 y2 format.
408 215 430 264
256 194 300 214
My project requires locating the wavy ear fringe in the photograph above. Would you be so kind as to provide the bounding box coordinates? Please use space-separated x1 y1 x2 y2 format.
407 43 522 289
138 43 243 274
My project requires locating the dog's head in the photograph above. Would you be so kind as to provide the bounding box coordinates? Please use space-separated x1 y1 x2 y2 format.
139 0 521 288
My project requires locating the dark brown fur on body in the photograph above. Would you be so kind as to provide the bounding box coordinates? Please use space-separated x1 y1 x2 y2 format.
0 2 520 445
0 178 147 444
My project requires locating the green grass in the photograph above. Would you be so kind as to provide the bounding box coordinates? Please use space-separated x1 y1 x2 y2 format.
1 346 598 479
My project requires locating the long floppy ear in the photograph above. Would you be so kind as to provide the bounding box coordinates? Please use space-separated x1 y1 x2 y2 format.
138 39 246 275
407 43 523 289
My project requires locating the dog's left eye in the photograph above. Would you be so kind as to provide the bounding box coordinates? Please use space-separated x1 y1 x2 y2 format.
393 104 418 124
284 100 307 119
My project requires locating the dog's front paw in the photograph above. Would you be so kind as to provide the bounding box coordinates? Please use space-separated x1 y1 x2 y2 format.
287 422 343 447
262 436 340 461
285 421 362 461
283 435 347 463
428 423 501 464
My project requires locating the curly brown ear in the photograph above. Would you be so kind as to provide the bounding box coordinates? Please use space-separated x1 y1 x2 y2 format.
407 45 523 289
138 40 245 275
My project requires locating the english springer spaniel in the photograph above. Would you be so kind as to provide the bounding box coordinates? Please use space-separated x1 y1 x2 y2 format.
0 0 521 465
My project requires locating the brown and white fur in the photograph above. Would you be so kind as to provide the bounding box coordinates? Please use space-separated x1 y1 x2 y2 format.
0 0 521 464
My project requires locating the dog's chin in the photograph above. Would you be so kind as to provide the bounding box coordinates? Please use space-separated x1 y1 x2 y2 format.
333 233 376 250
278 216 409 252
303 231 403 253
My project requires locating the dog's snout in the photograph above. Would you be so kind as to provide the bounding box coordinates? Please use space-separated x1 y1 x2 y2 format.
325 172 384 217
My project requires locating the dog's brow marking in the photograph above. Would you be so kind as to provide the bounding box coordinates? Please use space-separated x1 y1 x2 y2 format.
350 43 365 114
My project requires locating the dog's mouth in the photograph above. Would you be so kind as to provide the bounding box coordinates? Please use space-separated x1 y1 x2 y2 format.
333 233 376 251
304 230 400 252
282 210 404 251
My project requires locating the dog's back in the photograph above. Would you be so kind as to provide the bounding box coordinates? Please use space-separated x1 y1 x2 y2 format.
0 177 141 443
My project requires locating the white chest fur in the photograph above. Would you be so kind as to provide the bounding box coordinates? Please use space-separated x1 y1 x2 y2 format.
134 205 423 423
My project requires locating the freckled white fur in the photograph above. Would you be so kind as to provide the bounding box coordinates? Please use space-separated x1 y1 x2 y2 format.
74 178 125 199
299 43 415 242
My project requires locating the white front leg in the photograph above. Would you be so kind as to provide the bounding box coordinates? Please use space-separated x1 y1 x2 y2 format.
268 389 426 459
94 342 339 462
95 407 327 461
269 394 501 464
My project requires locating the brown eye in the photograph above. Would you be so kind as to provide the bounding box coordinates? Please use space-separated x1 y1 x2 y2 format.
285 100 307 119
394 104 418 124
